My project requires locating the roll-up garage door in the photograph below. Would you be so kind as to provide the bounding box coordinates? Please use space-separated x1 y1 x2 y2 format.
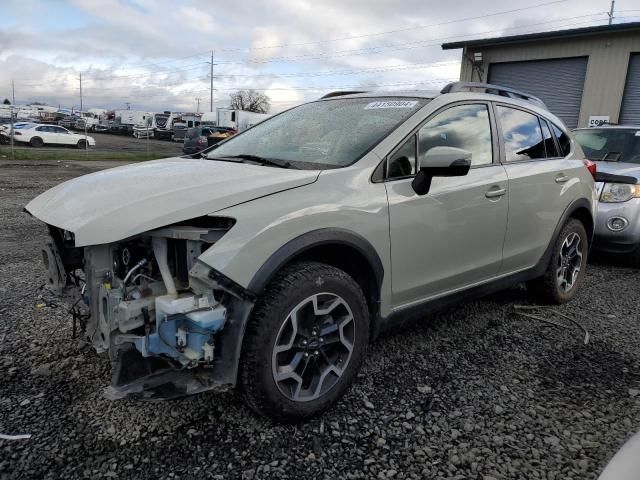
488 57 588 128
620 54 640 125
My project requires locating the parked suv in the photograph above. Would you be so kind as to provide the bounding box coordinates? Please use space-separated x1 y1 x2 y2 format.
182 126 236 154
573 126 640 264
26 83 597 421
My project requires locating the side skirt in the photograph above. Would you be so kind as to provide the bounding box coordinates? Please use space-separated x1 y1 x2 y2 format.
379 265 542 332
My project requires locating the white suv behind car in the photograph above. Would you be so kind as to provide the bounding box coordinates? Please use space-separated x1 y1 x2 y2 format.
26 83 597 420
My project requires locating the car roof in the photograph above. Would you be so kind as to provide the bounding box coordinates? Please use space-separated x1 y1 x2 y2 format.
321 90 442 100
316 88 565 128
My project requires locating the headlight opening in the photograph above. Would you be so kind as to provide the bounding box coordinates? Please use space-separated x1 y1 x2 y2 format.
600 183 640 203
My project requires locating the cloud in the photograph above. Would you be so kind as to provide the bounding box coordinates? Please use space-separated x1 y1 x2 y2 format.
0 0 628 111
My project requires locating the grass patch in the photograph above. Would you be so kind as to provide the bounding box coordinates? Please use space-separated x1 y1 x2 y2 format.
0 147 171 162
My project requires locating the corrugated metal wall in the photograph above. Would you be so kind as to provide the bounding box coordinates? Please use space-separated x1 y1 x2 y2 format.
620 54 640 125
456 30 640 127
488 57 588 128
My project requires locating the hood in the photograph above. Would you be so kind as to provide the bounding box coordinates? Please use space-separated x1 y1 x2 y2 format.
26 157 320 246
595 161 640 182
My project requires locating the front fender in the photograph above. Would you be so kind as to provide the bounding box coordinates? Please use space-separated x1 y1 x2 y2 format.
196 166 393 315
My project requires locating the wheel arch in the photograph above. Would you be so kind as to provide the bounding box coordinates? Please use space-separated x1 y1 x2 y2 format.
247 228 384 328
568 203 594 243
535 197 594 277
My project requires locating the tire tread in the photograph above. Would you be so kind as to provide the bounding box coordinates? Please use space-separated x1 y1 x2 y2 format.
239 261 368 422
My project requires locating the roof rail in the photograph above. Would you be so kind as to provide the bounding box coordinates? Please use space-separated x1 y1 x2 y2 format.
320 91 368 99
440 82 546 108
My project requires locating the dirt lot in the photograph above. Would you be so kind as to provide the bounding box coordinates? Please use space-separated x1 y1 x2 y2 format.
4 132 184 155
1 159 640 480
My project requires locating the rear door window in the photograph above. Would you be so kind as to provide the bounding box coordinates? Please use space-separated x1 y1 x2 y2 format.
496 106 546 162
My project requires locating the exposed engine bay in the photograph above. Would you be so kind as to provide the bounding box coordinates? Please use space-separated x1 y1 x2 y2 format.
42 216 254 400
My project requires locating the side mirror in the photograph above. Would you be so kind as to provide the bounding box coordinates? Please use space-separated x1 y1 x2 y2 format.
412 146 472 195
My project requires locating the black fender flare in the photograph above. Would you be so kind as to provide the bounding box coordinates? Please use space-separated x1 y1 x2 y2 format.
533 197 594 277
214 229 385 387
247 228 385 297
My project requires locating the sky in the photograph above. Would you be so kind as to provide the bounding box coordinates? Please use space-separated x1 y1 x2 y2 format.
0 0 638 114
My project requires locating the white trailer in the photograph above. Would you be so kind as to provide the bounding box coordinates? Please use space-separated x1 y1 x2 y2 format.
206 108 271 131
116 110 152 127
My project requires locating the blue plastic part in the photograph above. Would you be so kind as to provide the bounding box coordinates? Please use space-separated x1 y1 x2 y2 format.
132 306 226 361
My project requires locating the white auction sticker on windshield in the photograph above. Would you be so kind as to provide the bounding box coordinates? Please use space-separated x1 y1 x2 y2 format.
365 101 419 110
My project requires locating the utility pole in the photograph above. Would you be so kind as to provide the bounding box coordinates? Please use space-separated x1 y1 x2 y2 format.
9 105 14 161
210 50 214 112
11 80 15 105
608 0 615 25
195 97 201 113
79 73 83 112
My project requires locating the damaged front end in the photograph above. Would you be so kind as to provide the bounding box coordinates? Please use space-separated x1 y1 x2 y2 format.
42 217 254 400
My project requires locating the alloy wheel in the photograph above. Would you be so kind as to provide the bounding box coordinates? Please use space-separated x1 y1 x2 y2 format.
271 292 355 402
556 232 583 293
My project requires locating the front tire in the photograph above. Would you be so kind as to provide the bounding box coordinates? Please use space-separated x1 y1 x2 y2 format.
527 218 588 304
240 261 369 422
77 140 87 149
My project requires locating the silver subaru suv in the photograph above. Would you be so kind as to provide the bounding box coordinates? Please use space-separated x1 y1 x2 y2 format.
26 82 597 421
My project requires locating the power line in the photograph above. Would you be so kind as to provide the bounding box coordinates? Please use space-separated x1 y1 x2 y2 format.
7 11 630 101
10 12 612 88
76 62 460 90
78 78 458 100
14 11 611 92
231 14 611 64
52 0 572 73
215 0 572 53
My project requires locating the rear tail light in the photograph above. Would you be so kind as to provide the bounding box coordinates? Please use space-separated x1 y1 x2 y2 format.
14 131 21 136
583 159 597 179
197 137 205 145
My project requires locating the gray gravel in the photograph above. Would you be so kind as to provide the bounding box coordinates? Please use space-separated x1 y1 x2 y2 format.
1 159 640 480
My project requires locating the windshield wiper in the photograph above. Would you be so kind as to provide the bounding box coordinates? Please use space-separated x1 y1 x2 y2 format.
212 154 291 169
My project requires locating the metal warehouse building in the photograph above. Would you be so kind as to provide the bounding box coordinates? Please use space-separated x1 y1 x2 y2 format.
442 22 640 128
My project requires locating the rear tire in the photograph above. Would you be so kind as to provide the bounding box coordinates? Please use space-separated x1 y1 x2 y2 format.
240 261 369 422
527 218 588 304
77 140 87 149
30 137 43 148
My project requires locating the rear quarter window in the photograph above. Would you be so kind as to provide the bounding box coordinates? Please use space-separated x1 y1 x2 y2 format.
540 119 560 158
550 123 571 157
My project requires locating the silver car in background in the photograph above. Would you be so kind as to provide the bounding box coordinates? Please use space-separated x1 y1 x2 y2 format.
574 126 640 264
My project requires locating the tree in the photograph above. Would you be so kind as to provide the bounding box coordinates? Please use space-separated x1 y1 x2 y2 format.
229 90 270 113
2 99 10 105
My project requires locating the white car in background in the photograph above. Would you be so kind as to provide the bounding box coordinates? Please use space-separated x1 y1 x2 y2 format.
12 124 96 148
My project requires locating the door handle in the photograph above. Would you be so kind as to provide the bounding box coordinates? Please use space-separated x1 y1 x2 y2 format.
555 174 569 183
485 187 506 199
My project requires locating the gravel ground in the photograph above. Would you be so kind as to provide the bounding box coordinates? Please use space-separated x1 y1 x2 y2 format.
1 159 640 480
